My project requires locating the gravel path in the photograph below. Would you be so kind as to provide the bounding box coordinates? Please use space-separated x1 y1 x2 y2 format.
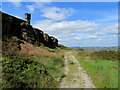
60 52 95 88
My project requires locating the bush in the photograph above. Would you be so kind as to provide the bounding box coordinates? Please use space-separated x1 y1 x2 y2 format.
2 55 58 88
91 51 118 61
34 55 65 83
69 61 75 65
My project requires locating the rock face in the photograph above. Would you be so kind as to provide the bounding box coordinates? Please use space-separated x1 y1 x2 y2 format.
2 12 58 48
49 36 58 48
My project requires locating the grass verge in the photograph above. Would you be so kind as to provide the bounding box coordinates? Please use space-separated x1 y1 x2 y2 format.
74 50 118 88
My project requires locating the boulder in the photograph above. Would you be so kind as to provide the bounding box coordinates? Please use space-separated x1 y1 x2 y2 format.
20 22 35 44
33 28 44 43
43 33 49 46
48 36 58 48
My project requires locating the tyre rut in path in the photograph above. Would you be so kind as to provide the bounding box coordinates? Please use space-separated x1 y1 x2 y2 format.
60 52 95 88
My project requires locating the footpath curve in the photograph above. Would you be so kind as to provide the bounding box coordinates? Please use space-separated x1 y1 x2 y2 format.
60 52 95 88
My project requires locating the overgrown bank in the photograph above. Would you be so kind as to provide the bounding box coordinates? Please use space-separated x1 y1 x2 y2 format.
2 54 64 88
2 37 65 88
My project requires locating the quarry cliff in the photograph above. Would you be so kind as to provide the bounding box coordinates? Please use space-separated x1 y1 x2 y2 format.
2 12 58 48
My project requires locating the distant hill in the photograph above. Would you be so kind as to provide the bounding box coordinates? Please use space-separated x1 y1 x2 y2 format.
71 46 119 51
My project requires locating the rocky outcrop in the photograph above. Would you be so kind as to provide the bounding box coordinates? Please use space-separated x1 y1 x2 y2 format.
48 36 58 48
2 12 58 48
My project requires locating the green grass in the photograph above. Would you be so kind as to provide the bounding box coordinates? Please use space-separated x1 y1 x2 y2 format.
75 51 118 88
2 50 65 88
33 54 65 83
68 62 78 75
69 61 75 65
2 55 60 88
39 44 61 53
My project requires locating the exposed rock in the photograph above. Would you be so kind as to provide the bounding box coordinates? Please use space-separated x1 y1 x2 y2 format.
33 28 44 43
49 36 58 48
2 12 58 48
20 22 35 44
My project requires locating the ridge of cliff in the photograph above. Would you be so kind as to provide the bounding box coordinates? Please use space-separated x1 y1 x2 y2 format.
2 12 58 49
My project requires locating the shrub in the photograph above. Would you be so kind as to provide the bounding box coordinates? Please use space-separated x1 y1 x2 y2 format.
2 55 58 88
91 51 118 61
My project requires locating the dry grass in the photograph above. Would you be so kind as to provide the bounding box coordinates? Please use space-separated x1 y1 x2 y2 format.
19 41 56 56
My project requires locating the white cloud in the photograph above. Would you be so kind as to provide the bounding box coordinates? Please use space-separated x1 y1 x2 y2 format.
33 19 118 46
94 16 118 23
98 38 102 41
5 0 22 7
26 2 51 12
104 24 118 34
11 2 21 7
26 5 35 12
26 5 75 21
33 20 99 37
90 35 98 38
74 37 82 40
26 2 75 21
33 19 101 46
41 6 75 21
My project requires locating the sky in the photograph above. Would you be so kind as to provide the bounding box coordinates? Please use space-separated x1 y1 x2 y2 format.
1 1 118 47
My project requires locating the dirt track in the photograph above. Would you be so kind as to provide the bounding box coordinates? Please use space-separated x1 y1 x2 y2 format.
60 52 95 88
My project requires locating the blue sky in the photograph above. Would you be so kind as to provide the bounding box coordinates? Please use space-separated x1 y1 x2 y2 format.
2 2 118 47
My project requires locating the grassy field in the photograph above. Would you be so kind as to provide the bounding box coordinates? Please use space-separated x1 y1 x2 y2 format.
32 54 65 83
74 50 118 88
2 37 119 88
